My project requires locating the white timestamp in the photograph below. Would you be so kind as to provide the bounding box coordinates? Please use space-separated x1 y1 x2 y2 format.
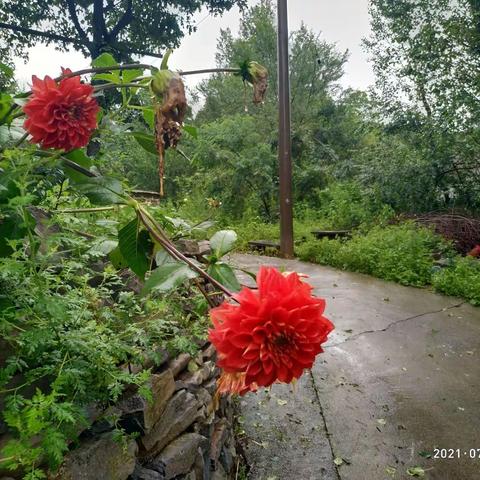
433 448 480 459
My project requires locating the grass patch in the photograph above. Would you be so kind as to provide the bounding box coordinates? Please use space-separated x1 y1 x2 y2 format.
433 257 480 305
297 223 450 287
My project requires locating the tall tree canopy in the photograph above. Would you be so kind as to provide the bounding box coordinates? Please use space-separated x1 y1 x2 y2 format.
0 0 247 61
178 0 365 219
366 0 480 130
363 0 480 211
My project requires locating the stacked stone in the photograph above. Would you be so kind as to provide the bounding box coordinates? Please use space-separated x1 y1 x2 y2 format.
47 343 239 480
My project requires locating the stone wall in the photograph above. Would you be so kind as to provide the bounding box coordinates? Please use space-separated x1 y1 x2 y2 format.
1 343 239 480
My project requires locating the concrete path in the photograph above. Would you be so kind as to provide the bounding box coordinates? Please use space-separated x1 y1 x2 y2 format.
231 254 480 480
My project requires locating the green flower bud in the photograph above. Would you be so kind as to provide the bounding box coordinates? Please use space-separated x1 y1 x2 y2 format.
149 69 175 99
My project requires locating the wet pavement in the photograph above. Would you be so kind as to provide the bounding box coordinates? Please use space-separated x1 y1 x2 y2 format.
231 254 480 480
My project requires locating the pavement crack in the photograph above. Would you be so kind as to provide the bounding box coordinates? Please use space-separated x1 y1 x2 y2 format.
326 301 466 348
308 369 342 480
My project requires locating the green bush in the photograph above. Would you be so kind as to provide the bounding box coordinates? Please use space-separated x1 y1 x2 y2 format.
316 181 394 230
297 223 448 286
433 257 480 305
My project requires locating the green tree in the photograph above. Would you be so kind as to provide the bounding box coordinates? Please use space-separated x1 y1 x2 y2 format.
0 0 247 61
190 0 356 218
364 0 480 212
366 0 480 129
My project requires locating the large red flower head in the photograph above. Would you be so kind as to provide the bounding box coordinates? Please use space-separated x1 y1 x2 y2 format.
209 267 334 395
23 69 99 151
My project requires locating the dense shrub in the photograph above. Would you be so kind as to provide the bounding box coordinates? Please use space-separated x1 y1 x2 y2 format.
297 223 448 286
316 181 394 230
433 257 480 305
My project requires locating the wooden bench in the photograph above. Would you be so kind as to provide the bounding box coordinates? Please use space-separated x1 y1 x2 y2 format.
248 240 281 252
311 230 351 240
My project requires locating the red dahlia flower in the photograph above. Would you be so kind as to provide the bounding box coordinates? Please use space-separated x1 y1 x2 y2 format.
23 69 99 151
209 267 334 394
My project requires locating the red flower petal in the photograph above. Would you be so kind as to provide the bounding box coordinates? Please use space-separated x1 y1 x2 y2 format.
208 267 334 394
23 71 99 151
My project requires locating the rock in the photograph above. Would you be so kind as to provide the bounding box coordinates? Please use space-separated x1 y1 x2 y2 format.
184 472 196 480
51 432 137 480
193 447 207 480
219 445 235 475
124 348 170 375
209 419 228 468
197 241 211 256
179 362 216 389
202 344 216 361
176 240 210 257
210 463 227 480
203 378 217 396
146 433 207 480
140 390 201 457
169 353 191 377
194 351 204 367
195 388 212 408
116 369 175 433
130 464 163 480
177 239 202 255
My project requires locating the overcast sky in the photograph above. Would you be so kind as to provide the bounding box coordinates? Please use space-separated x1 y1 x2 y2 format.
14 0 374 91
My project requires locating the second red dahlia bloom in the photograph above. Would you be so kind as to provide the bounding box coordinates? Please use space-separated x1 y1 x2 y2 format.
209 267 334 394
23 69 99 151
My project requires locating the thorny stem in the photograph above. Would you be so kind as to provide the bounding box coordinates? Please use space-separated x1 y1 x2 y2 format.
137 207 235 299
194 278 216 308
93 83 149 92
6 66 242 123
13 132 28 148
55 206 125 213
56 64 156 81
180 68 240 76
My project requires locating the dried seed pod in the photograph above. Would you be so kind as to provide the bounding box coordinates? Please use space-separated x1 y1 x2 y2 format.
247 61 268 105
150 71 187 196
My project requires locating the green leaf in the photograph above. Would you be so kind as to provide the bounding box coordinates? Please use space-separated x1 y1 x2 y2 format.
92 53 118 68
62 149 93 183
122 68 143 84
406 466 425 477
118 218 151 280
207 262 241 292
160 49 173 70
183 124 198 139
88 239 118 256
131 132 157 155
142 262 198 295
93 72 120 83
155 249 179 267
75 177 124 205
418 451 432 459
210 230 237 258
142 109 155 130
109 246 128 269
0 93 13 123
0 214 27 257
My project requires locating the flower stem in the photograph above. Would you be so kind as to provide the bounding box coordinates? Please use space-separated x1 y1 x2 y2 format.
137 207 234 299
56 64 157 81
93 83 149 92
179 68 241 76
55 206 125 213
13 132 28 147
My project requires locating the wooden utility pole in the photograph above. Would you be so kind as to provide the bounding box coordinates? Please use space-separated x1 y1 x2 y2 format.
277 0 294 258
